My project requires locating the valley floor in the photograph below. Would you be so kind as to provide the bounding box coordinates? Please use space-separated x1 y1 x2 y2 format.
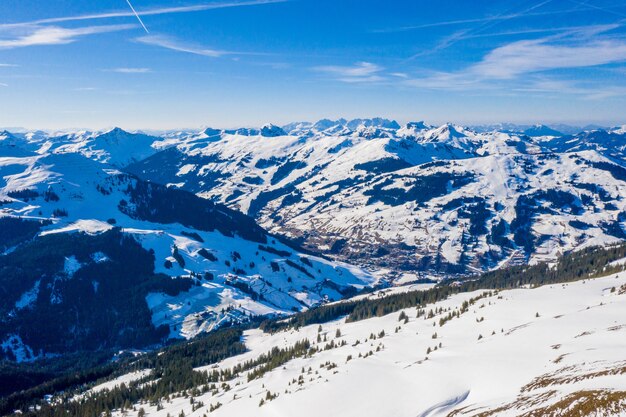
106 273 626 417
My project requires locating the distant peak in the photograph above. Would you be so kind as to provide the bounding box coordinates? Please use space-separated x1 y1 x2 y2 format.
437 123 465 137
405 121 428 130
346 118 400 130
260 124 287 137
97 127 132 138
610 125 626 134
354 125 391 139
313 119 347 131
201 127 222 137
523 125 563 137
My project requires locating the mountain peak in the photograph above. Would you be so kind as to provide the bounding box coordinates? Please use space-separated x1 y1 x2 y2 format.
201 127 223 137
433 123 466 139
611 125 626 134
406 121 428 130
260 123 287 137
523 124 563 137
103 127 128 136
0 129 16 138
346 118 400 130
313 118 347 131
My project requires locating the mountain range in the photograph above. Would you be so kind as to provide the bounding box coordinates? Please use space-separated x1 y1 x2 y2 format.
1 118 626 361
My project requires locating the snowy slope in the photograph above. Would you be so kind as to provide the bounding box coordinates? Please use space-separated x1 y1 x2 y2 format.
87 272 626 417
0 149 375 360
5 120 626 279
122 119 626 277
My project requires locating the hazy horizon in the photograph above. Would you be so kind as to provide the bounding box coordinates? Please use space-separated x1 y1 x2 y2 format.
1 117 624 133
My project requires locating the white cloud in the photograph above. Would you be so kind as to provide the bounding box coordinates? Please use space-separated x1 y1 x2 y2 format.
135 34 228 57
0 63 18 67
108 67 152 74
314 62 386 83
472 36 626 79
315 62 382 77
0 82 7 87
403 25 626 97
0 24 135 49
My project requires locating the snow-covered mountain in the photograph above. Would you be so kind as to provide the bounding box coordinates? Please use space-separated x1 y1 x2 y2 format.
2 127 164 167
116 119 626 278
40 265 626 417
541 127 626 165
2 120 626 415
4 120 626 280
0 149 374 361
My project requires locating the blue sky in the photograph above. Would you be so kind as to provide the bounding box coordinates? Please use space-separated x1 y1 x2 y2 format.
1 0 626 129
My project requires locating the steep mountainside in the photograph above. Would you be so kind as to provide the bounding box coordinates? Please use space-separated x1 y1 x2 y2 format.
0 150 374 361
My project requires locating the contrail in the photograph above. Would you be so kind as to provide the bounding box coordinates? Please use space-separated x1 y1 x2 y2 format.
125 0 149 33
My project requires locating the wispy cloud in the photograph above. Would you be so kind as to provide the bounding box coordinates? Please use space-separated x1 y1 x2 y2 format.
0 24 135 49
404 0 557 60
1 0 288 29
314 62 386 83
449 24 613 41
0 82 7 87
107 67 152 74
135 34 271 58
373 2 623 33
135 34 228 57
403 24 626 97
0 63 18 67
471 34 626 79
511 77 626 100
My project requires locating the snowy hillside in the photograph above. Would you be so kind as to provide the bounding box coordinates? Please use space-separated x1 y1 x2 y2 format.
119 119 626 277
2 127 163 168
57 270 626 417
0 149 374 361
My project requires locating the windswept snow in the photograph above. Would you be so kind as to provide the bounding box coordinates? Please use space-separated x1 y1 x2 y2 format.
40 220 114 236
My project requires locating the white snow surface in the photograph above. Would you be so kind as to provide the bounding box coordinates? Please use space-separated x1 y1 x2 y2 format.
93 272 626 417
